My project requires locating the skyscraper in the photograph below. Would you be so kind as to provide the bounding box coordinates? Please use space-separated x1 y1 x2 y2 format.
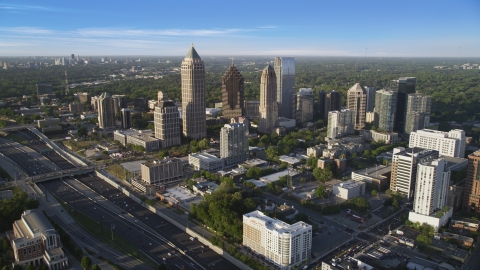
374 90 397 132
181 44 206 140
463 150 480 215
154 92 181 149
220 123 249 167
258 65 278 134
347 83 367 129
121 108 132 129
390 147 439 199
98 92 116 130
324 90 342 121
292 88 314 124
221 62 244 119
413 158 450 216
112 95 126 115
405 94 431 134
364 86 376 112
274 57 295 119
389 77 417 133
327 109 354 139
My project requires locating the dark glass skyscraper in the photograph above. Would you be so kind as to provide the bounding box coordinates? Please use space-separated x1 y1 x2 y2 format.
221 62 244 119
390 77 416 133
274 57 295 119
324 90 342 121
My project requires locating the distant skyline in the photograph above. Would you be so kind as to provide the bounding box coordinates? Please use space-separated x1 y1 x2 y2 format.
0 0 479 57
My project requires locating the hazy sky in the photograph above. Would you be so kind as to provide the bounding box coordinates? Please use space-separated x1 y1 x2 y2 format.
1 0 479 57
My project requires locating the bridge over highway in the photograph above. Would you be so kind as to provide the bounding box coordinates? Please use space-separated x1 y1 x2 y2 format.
28 165 96 183
0 124 34 133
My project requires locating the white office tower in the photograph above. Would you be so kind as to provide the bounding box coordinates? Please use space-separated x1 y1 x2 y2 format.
243 210 312 268
405 94 432 134
390 147 439 199
413 159 450 216
220 123 249 167
409 129 466 158
292 88 314 124
98 92 116 130
327 109 354 139
154 97 181 149
347 83 367 129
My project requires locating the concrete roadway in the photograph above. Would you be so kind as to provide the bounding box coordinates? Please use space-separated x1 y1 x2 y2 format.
75 175 238 270
42 179 199 270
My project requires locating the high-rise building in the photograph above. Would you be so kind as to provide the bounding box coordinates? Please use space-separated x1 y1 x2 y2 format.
112 95 126 115
121 108 132 129
389 77 417 133
364 86 376 112
220 123 249 167
134 98 148 111
347 83 367 129
274 57 295 119
463 150 480 215
244 100 260 119
78 92 91 104
292 88 314 124
390 147 439 199
181 45 206 140
140 158 184 185
222 62 244 119
374 90 397 132
154 92 181 149
413 158 450 216
36 84 53 97
318 90 326 118
327 109 354 139
324 90 342 121
98 92 116 130
405 94 431 134
258 65 278 134
243 210 312 268
409 129 466 158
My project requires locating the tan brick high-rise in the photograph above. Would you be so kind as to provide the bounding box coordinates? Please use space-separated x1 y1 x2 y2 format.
463 150 480 215
258 65 278 134
222 62 244 119
347 83 367 129
181 45 206 140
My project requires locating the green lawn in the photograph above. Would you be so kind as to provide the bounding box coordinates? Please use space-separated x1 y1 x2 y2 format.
54 195 158 269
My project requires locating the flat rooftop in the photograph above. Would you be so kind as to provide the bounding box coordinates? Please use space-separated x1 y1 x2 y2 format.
334 180 364 189
244 210 310 234
120 160 147 172
260 169 300 183
244 158 268 167
353 165 392 178
142 157 181 167
189 152 222 162
278 155 302 164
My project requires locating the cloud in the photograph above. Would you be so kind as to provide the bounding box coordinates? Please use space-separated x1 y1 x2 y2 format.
0 4 49 11
257 25 277 29
0 27 55 35
74 28 247 38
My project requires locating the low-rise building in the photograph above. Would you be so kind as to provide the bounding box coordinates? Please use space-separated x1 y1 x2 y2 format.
140 158 184 185
351 165 392 191
332 180 366 200
362 130 400 144
188 152 223 172
113 129 160 152
450 218 480 232
259 169 301 183
8 209 68 269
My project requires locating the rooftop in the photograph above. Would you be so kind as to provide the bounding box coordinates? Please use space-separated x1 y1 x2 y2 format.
334 180 364 189
142 157 182 167
189 152 222 162
353 165 392 178
260 169 300 183
243 210 311 234
185 44 201 59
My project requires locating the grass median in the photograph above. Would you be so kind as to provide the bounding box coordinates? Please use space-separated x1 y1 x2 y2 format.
52 194 158 269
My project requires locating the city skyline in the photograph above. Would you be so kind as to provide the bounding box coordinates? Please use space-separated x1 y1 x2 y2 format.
0 0 479 57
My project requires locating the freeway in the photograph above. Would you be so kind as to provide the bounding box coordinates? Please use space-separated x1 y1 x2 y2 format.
74 175 238 270
0 139 51 176
42 179 198 270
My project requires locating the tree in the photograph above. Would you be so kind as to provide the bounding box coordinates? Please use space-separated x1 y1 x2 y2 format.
266 146 278 160
2 266 9 270
352 152 358 159
91 264 101 270
25 265 35 270
416 234 432 245
306 156 318 169
81 256 92 270
158 150 169 159
392 197 399 208
147 122 155 130
386 189 393 197
13 266 22 270
315 186 326 199
2 238 9 252
78 126 88 137
371 190 378 197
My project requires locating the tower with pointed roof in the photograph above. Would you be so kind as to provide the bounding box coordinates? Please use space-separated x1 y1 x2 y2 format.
181 44 206 140
258 65 278 134
347 83 367 129
98 92 116 129
222 62 244 119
